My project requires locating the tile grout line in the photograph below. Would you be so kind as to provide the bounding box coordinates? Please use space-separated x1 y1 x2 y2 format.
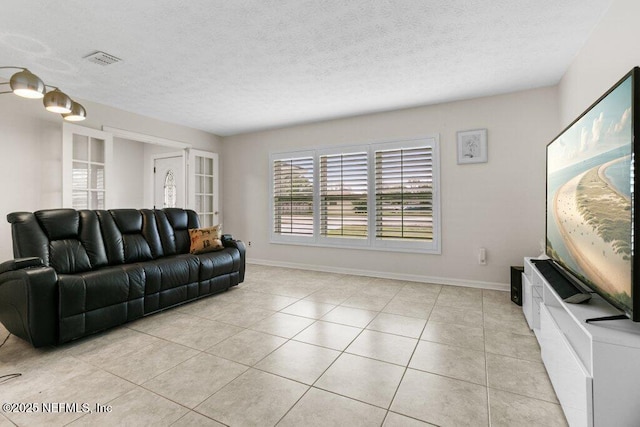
483 291 493 427
382 283 443 424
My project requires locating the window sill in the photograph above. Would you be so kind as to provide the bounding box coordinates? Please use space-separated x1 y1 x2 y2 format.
269 238 441 255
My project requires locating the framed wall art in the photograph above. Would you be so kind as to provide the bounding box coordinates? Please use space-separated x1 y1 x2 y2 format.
457 128 487 164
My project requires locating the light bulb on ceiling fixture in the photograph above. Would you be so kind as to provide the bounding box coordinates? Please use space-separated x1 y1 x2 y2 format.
62 101 86 121
9 69 46 99
43 88 73 113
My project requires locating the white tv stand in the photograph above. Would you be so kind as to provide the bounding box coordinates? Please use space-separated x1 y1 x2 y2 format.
522 257 640 427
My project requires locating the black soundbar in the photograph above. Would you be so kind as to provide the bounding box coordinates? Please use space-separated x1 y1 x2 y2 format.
532 259 592 304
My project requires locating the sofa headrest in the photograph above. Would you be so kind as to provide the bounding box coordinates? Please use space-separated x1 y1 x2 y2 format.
34 209 79 240
110 209 143 234
164 208 189 230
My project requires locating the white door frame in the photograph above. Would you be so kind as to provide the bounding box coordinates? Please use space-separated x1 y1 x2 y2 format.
97 127 218 214
102 126 192 149
102 127 192 209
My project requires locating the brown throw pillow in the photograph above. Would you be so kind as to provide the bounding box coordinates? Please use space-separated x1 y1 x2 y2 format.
188 224 224 254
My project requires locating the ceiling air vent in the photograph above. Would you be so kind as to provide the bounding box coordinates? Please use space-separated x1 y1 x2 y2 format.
84 51 122 66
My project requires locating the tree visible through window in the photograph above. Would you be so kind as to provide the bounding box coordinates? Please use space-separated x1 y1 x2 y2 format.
375 146 434 241
320 152 368 238
273 157 314 236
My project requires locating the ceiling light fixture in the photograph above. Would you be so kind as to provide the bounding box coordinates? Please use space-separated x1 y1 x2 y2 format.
8 68 45 99
62 101 87 122
0 66 86 121
43 88 73 113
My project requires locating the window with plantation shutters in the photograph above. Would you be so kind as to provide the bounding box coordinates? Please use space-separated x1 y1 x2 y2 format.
270 137 439 253
375 146 434 241
320 152 368 239
272 156 314 238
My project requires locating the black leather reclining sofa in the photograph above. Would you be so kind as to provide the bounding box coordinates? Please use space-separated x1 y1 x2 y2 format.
0 208 245 347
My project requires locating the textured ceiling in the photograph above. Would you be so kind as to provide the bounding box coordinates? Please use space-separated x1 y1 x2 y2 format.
0 0 611 136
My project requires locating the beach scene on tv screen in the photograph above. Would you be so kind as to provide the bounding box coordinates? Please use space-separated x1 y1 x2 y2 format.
547 76 633 311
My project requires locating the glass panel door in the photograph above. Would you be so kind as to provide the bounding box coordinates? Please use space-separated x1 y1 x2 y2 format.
189 150 219 227
63 124 113 209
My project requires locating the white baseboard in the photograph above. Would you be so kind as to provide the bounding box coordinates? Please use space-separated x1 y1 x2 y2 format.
247 257 509 291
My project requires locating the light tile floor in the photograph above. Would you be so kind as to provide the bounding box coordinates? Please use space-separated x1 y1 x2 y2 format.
0 264 568 426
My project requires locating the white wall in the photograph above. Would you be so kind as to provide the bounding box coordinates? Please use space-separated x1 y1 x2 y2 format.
112 137 145 208
0 97 60 261
222 87 559 287
0 96 222 261
559 0 640 126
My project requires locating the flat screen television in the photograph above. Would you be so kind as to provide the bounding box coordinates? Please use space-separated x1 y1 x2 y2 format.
546 67 640 322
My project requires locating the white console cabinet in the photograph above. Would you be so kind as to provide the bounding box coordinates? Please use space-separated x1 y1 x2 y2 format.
523 257 640 427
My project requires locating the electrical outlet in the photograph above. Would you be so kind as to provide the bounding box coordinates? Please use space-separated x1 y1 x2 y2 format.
248 241 252 247
478 247 487 265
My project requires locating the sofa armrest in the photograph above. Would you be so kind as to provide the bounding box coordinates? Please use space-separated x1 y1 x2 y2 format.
0 257 43 274
222 238 246 283
0 264 58 347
